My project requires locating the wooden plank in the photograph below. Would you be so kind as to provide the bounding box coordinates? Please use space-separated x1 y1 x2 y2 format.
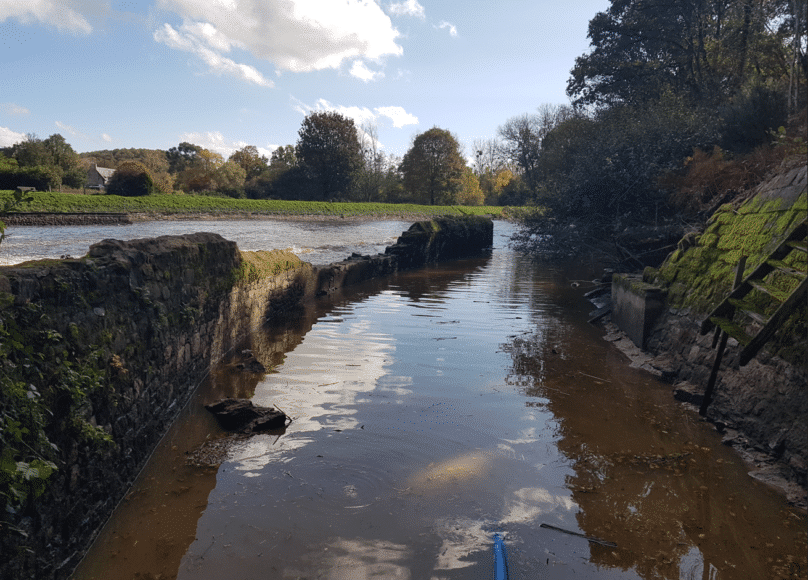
766 259 806 278
740 274 808 365
747 280 790 302
710 316 753 346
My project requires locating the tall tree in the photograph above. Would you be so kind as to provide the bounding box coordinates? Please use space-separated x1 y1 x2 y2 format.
229 145 268 181
497 105 573 196
166 142 203 174
296 111 362 201
568 0 796 108
400 127 464 205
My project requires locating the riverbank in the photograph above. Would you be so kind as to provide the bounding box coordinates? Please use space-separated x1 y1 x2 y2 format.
602 163 807 510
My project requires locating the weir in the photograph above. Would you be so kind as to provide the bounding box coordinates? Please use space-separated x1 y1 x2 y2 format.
0 215 493 580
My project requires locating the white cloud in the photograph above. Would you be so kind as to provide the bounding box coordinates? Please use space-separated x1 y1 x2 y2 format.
436 20 458 37
0 126 26 147
55 121 91 140
157 0 403 74
387 0 425 19
0 0 97 35
154 22 274 87
2 103 29 116
374 106 418 128
292 98 418 134
349 60 384 83
101 133 112 143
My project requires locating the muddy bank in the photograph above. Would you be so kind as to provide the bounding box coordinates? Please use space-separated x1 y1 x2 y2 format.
3 212 132 225
0 215 493 580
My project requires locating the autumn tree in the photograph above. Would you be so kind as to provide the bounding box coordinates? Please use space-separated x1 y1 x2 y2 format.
400 127 464 205
456 167 485 206
229 145 268 181
296 111 362 201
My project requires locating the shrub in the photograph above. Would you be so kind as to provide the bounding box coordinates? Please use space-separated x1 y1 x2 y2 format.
719 83 787 154
106 161 155 197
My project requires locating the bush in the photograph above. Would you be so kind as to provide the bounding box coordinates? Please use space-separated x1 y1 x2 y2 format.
105 161 155 197
719 83 787 153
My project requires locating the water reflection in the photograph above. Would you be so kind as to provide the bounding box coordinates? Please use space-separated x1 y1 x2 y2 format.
505 303 807 579
73 221 806 580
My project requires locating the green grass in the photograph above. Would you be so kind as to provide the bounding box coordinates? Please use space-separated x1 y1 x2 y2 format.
0 191 504 218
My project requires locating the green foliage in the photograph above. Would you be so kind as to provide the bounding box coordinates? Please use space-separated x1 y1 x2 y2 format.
296 112 363 201
719 83 788 153
0 300 113 513
9 134 84 189
0 190 504 218
567 0 799 108
400 127 465 205
106 161 155 197
0 186 33 247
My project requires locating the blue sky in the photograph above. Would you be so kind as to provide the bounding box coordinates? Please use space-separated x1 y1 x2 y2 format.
1 0 610 161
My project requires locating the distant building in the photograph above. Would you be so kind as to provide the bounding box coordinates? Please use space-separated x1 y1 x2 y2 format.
86 164 116 190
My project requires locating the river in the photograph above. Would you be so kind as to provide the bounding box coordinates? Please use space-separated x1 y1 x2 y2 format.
10 219 804 580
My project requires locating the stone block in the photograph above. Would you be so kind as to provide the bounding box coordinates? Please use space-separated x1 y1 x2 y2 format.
611 273 666 349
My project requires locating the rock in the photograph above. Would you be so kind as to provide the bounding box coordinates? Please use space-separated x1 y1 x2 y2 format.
204 398 288 433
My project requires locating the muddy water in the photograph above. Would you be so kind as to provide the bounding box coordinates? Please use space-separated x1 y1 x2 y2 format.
72 222 806 580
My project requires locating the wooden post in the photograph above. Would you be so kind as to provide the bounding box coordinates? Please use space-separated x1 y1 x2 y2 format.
700 256 747 416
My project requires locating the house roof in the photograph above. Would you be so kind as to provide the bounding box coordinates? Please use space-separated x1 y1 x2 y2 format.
94 166 116 180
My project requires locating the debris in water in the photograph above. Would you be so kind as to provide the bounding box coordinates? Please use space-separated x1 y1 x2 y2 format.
540 523 617 548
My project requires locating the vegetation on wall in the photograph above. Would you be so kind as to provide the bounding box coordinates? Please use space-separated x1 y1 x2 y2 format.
0 297 114 516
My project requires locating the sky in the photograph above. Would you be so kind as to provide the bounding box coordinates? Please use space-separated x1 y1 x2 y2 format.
0 0 610 162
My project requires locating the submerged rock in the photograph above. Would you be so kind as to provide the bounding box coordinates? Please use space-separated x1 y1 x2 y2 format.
205 398 288 433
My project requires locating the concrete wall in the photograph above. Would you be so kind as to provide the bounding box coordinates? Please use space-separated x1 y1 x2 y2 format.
611 273 666 349
0 215 493 580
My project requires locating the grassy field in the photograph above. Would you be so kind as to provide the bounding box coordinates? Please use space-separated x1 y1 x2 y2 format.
0 190 505 218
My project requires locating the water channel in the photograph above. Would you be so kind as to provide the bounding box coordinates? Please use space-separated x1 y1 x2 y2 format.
6 219 804 579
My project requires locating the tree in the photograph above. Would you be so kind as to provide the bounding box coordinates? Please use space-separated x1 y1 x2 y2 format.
106 161 154 197
296 111 362 201
42 134 84 188
229 145 268 181
213 161 246 197
456 167 485 206
567 0 797 108
166 142 203 174
400 127 465 205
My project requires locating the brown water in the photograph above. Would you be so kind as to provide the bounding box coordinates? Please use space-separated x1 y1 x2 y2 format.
72 222 806 580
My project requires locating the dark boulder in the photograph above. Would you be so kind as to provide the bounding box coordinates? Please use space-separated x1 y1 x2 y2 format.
204 398 288 433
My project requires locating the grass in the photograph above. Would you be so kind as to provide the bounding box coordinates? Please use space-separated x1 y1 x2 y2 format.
0 190 505 218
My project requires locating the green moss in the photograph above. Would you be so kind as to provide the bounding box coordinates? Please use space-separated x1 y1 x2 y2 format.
655 189 806 313
234 249 304 284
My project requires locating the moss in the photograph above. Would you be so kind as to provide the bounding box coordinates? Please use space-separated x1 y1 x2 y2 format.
654 189 806 313
234 249 304 285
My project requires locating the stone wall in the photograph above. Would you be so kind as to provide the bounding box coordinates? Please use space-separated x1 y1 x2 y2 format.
0 215 493 580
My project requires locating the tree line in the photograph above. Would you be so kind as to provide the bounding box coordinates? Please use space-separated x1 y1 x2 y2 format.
0 115 488 206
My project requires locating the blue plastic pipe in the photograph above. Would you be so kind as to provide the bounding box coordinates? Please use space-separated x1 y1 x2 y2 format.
493 533 508 580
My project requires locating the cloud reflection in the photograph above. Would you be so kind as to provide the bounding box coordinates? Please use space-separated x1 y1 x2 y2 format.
229 314 398 473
